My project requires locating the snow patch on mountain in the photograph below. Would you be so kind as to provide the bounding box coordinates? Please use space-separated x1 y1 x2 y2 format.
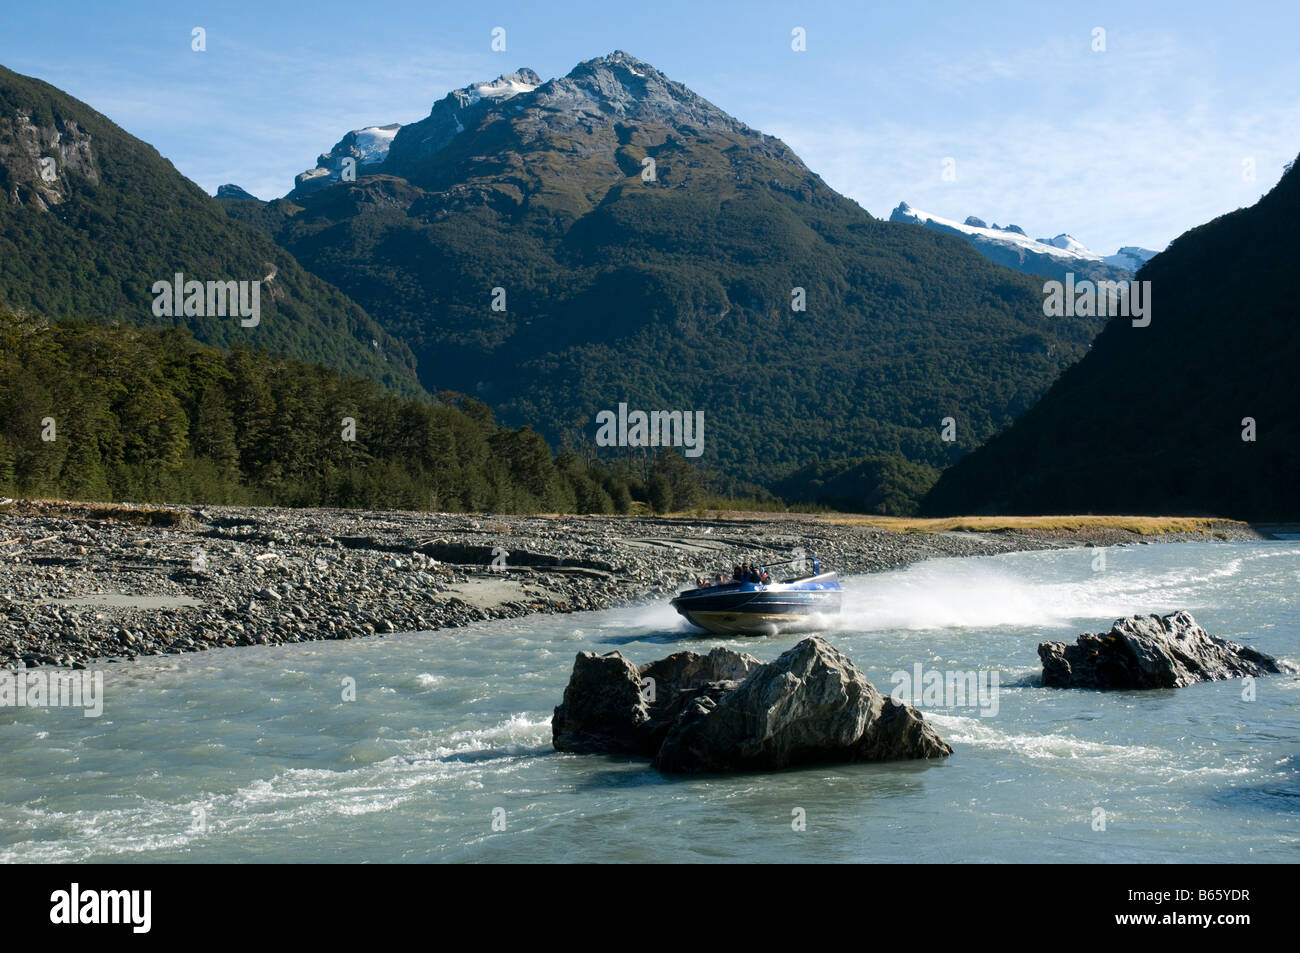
462 76 540 105
890 202 1160 280
1038 233 1094 257
892 202 1102 262
352 125 401 165
1104 246 1160 271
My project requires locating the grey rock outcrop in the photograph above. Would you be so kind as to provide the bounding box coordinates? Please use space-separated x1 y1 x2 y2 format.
553 637 952 773
1039 611 1290 689
1 112 97 208
551 650 653 754
653 637 951 772
551 644 760 756
291 122 405 198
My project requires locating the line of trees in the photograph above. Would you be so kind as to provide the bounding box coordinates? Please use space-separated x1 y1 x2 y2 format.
0 308 704 514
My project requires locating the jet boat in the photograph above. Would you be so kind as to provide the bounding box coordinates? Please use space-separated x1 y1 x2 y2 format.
670 558 842 635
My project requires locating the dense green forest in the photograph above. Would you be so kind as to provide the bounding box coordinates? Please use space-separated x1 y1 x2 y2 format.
0 308 708 514
923 158 1300 521
773 455 940 516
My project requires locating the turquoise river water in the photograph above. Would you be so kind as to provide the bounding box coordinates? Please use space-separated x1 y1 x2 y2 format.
2 540 1297 863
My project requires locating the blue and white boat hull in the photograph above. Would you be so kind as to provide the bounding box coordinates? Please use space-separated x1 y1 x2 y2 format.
670 572 842 635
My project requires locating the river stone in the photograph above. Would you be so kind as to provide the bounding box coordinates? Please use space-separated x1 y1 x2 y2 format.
552 637 951 772
637 646 761 707
653 637 952 773
552 650 655 755
1038 610 1289 689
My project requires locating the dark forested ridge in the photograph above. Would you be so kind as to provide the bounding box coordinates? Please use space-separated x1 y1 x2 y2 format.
923 158 1300 521
773 455 941 517
0 307 703 513
0 65 421 397
222 53 1107 490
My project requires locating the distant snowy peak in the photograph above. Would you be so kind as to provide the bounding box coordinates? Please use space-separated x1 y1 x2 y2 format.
891 203 1098 262
291 122 403 197
291 67 541 197
890 202 1158 281
358 68 546 182
290 52 783 198
351 124 401 165
376 51 779 183
1038 233 1094 257
451 70 542 108
1104 246 1160 271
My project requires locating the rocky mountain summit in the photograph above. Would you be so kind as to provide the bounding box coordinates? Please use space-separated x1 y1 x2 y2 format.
222 51 1106 485
215 183 259 201
291 52 797 198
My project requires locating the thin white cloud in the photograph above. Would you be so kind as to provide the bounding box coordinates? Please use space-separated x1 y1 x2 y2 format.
768 102 1298 253
750 26 1298 252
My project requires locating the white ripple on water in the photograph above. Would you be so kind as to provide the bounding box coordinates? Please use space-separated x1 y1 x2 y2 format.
416 712 554 762
928 713 1260 779
0 712 556 863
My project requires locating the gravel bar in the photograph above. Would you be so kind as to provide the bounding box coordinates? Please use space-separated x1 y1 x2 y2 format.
0 500 1263 670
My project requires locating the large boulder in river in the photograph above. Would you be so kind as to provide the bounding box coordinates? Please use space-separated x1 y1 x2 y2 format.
1039 611 1290 690
653 637 952 773
553 637 952 772
551 650 653 755
552 646 760 755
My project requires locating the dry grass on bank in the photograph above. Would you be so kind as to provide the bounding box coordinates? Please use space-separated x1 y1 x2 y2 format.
821 515 1245 535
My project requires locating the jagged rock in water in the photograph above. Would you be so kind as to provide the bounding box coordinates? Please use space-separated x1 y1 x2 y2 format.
1038 611 1290 689
638 646 761 706
551 650 653 755
551 645 759 756
552 637 952 772
653 637 951 772
638 646 762 751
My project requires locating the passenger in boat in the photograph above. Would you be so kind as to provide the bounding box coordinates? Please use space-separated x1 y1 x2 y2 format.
760 568 771 585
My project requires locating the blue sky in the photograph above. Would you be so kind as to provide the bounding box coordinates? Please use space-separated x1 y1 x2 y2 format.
3 0 1296 253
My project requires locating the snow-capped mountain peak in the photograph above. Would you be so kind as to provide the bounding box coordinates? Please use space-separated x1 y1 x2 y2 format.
890 202 1159 280
1037 233 1095 257
455 72 541 107
351 124 401 165
891 203 1102 263
1104 246 1160 271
